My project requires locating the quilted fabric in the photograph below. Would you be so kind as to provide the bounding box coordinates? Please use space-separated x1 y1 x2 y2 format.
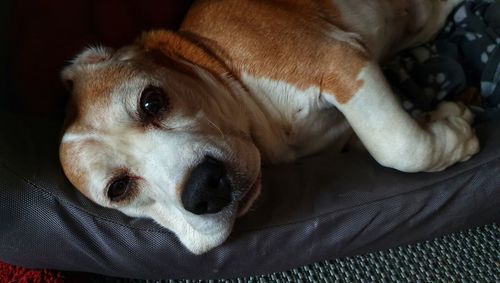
385 0 500 116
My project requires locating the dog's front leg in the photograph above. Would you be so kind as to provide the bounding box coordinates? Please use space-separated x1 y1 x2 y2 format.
324 62 479 172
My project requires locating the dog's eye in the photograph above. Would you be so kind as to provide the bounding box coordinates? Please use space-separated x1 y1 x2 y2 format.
107 177 132 202
140 86 166 117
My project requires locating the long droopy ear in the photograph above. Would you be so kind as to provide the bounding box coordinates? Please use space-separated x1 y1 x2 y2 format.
71 46 115 65
138 30 230 76
61 46 115 89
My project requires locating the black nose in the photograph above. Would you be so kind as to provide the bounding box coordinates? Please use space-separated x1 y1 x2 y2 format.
181 156 232 215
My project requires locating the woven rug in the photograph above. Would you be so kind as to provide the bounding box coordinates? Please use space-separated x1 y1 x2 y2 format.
85 223 499 282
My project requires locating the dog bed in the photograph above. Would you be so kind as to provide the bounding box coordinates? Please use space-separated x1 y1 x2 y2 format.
1 0 499 280
1 224 499 281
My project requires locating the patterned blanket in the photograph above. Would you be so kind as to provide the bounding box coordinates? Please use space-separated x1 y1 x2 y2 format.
385 0 500 121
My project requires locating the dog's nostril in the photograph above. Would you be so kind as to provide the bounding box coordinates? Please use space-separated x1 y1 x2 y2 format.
195 201 209 214
208 176 221 188
205 154 222 165
181 157 232 215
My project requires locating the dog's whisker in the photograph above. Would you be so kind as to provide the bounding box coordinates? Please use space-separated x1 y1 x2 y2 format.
206 118 225 139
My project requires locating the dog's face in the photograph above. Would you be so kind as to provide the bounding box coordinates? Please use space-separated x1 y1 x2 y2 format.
60 33 262 254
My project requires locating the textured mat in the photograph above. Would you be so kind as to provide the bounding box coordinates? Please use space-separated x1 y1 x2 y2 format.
91 223 499 282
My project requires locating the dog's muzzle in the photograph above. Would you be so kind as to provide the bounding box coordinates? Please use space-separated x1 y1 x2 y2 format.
181 156 232 215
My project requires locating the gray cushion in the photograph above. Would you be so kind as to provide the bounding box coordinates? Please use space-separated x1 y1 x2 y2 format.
0 113 499 280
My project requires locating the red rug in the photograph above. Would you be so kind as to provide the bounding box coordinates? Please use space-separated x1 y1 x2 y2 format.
0 261 104 283
0 261 64 283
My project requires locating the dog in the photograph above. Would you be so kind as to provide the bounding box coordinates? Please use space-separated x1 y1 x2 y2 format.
60 0 477 254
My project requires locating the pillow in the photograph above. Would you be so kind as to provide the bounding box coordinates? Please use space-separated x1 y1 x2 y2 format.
0 113 499 279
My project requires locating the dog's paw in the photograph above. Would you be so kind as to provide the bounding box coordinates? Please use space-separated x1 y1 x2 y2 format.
426 101 474 124
440 115 479 162
423 104 479 171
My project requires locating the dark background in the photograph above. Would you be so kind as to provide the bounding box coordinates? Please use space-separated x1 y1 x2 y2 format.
1 0 193 118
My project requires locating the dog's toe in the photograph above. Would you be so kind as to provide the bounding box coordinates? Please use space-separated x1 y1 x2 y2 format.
428 101 474 124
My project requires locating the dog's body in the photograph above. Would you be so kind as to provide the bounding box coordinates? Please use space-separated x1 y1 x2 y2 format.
60 0 477 254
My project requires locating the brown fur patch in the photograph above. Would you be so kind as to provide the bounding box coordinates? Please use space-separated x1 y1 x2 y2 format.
59 140 90 196
138 30 251 99
181 0 368 104
139 30 230 77
60 65 137 194
71 65 135 124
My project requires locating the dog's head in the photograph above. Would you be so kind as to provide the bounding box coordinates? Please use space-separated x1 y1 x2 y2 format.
60 30 262 254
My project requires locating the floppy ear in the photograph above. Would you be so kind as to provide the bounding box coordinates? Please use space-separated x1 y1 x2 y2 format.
139 30 230 76
71 45 115 65
61 46 115 89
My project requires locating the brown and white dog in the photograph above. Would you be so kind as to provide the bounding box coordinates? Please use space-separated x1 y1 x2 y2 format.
60 0 477 254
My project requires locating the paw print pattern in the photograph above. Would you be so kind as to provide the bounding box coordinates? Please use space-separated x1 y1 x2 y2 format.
427 73 452 101
481 44 498 64
401 99 424 119
410 46 433 63
453 6 467 23
465 32 483 41
387 0 500 116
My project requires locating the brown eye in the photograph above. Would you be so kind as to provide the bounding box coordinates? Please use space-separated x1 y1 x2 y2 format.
140 86 166 117
107 177 132 202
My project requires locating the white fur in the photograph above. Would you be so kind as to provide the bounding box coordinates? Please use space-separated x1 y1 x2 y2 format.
61 0 472 254
241 73 353 162
334 0 464 60
61 133 103 143
322 62 478 172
